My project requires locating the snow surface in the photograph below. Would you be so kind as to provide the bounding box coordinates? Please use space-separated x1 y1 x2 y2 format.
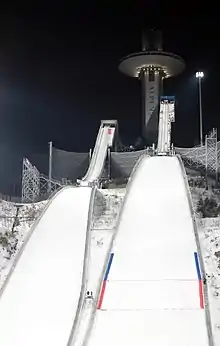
198 218 220 345
1 161 220 344
0 200 46 288
71 188 124 345
0 186 92 346
89 188 125 294
88 189 125 297
87 156 209 346
81 125 115 184
92 188 125 230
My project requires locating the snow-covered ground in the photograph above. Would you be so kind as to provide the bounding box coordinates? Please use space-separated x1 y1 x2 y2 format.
0 200 46 288
1 180 220 344
90 188 125 291
92 188 125 229
190 185 220 215
0 188 125 295
88 186 220 345
71 188 125 345
87 156 209 346
198 218 220 345
0 187 93 346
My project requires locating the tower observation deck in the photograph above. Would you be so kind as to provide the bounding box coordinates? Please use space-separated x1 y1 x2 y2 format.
119 29 185 144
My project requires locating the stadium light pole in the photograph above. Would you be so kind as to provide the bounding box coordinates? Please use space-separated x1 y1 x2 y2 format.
48 141 52 193
196 71 204 146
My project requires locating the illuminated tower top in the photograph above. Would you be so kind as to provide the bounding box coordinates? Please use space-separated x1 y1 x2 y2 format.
119 29 185 144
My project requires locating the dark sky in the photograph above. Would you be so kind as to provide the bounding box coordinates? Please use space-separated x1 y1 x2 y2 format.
0 2 220 193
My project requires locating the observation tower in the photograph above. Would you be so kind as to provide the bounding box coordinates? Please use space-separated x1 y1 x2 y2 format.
119 29 185 144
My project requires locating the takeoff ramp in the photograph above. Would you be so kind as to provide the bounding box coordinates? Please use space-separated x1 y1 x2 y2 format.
0 186 94 346
88 156 212 346
157 97 175 155
80 120 116 185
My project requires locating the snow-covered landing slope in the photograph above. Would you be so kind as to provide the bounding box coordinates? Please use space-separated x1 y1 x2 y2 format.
88 156 211 346
0 186 93 346
81 122 116 185
0 200 46 288
198 218 220 344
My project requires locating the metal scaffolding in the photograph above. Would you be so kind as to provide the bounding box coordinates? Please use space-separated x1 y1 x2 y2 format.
205 128 218 180
176 128 218 179
179 145 206 168
22 158 40 202
40 174 62 197
22 158 73 203
21 128 218 203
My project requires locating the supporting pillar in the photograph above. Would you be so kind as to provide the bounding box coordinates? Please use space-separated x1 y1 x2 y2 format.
140 69 161 143
89 148 92 163
107 147 111 179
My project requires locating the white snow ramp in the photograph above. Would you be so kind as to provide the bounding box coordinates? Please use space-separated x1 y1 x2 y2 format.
81 121 116 185
0 186 93 346
89 156 209 346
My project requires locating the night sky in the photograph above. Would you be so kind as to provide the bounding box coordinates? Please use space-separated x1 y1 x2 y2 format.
0 2 220 194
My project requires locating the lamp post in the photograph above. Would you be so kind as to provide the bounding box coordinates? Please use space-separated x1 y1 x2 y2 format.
48 141 52 193
196 71 204 146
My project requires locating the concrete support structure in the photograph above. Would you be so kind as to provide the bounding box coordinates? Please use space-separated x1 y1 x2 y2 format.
157 97 175 155
119 30 185 144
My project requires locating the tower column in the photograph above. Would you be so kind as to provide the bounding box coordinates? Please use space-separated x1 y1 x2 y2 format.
119 30 185 146
140 69 162 141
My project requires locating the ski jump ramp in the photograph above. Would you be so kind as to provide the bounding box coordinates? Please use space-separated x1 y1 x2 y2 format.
88 155 212 346
0 186 94 346
80 120 116 186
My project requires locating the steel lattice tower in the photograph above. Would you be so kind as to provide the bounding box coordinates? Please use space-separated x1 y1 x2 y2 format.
22 158 40 202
